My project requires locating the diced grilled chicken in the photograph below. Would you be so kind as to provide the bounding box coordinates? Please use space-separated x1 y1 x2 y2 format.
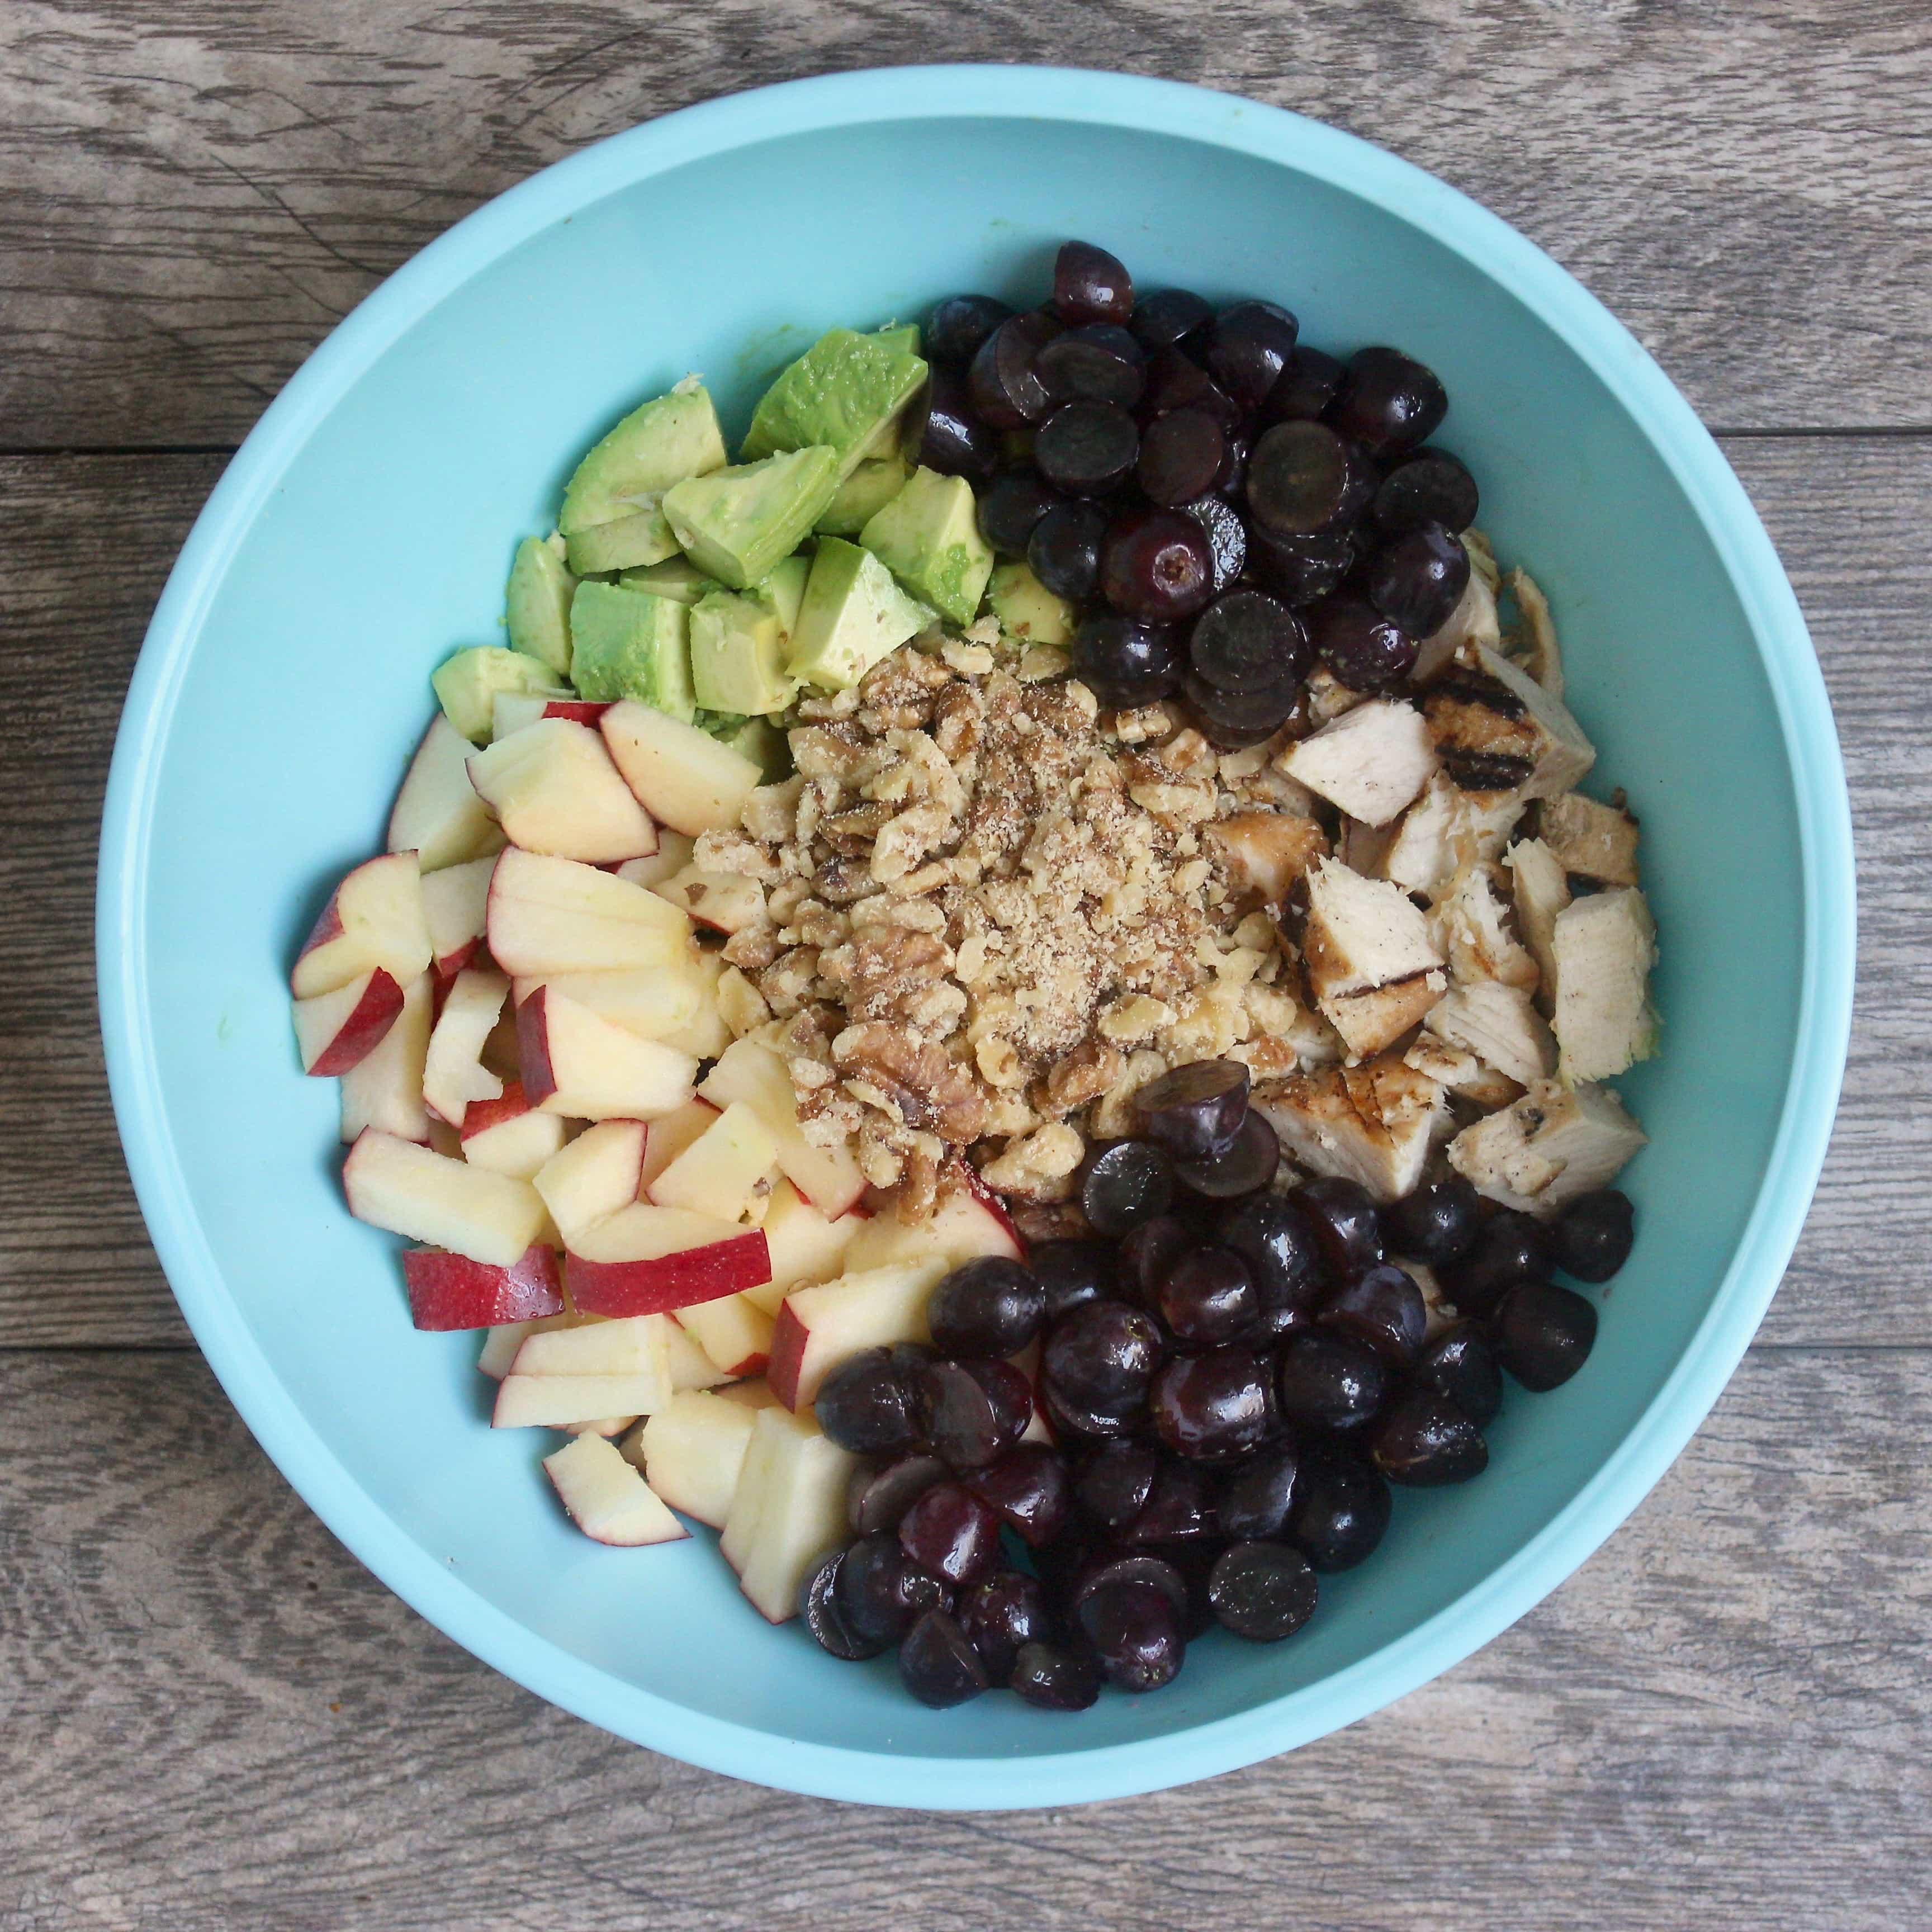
1338 815 1397 878
1505 567 1563 700
1425 979 1557 1087
1382 771 1526 898
1412 538 1503 684
1203 810 1329 906
1324 968 1450 1062
1434 863 1539 990
1538 791 1641 888
1423 642 1595 799
1503 836 1571 1009
1280 700 1438 828
1301 858 1444 1000
1551 887 1659 1083
1302 665 1370 726
1447 1077 1647 1216
1253 1054 1446 1202
1404 1033 1524 1112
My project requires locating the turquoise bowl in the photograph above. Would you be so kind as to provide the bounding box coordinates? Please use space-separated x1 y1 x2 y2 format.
99 66 1854 1808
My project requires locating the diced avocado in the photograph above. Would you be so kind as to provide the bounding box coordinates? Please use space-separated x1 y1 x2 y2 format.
719 715 790 781
431 646 569 744
988 559 1077 647
568 581 694 721
504 534 576 676
859 466 996 627
816 454 910 536
662 446 841 590
752 553 811 637
565 512 680 576
618 556 722 605
558 383 728 571
739 328 928 479
689 589 797 717
871 323 921 358
786 537 935 692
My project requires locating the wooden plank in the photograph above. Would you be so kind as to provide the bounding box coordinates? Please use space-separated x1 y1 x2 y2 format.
0 435 1926 1345
0 1344 1925 1929
1 1 1929 447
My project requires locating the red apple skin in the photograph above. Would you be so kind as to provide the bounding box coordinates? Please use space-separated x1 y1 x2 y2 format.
293 893 345 981
515 985 560 1105
433 937 481 989
460 1079 533 1140
404 1244 564 1329
304 968 406 1076
566 1229 771 1318
766 1303 808 1412
542 700 612 726
721 1349 769 1379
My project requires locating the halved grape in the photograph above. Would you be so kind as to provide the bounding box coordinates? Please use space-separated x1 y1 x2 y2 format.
1187 589 1309 694
1054 239 1134 325
1247 420 1376 537
926 293 1015 368
1034 400 1139 495
1037 323 1146 408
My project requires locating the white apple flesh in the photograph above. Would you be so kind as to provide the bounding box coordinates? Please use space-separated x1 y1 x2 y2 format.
600 699 763 837
457 1081 569 1179
485 847 692 979
765 1257 948 1412
674 1292 775 1378
742 1180 864 1316
516 984 697 1121
467 717 659 864
387 714 506 873
719 1407 858 1621
531 1119 646 1239
699 1038 865 1217
613 831 695 891
509 962 703 1043
510 1311 670 1382
650 865 765 935
421 855 495 982
629 1390 758 1529
541 1432 688 1545
339 971 434 1144
647 1100 778 1222
343 1129 546 1267
495 1372 671 1429
292 851 433 1000
637 1097 722 1192
292 967 404 1076
421 967 509 1127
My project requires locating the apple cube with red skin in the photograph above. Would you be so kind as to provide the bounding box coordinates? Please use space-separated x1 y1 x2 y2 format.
459 1081 568 1180
532 1119 646 1239
719 1407 859 1621
510 1312 669 1380
664 1317 733 1391
467 717 659 865
340 973 434 1143
629 1390 759 1529
542 1433 687 1546
403 1243 564 1330
389 714 506 873
656 947 733 1060
614 831 695 892
493 693 612 739
293 851 433 1000
422 855 495 983
766 1257 948 1412
699 1038 865 1217
495 1368 671 1428
422 968 509 1127
650 865 765 935
292 967 404 1076
565 1204 771 1318
600 699 762 837
517 984 697 1121
485 847 690 979
344 1129 546 1267
647 1101 778 1223
675 1292 775 1379
742 1180 865 1317
842 1182 1024 1276
477 1312 577 1379
638 1097 721 1192
510 963 704 1043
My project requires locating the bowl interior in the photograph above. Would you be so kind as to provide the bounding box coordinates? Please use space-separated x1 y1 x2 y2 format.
116 88 1815 1798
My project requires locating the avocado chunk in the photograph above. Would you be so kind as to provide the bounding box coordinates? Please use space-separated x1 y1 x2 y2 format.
718 714 790 781
859 466 995 627
689 589 797 717
740 328 927 479
504 534 576 676
432 646 570 744
752 553 811 637
662 446 840 590
870 323 921 358
618 556 722 606
988 558 1077 647
786 537 935 692
569 581 694 721
559 383 728 574
816 454 910 536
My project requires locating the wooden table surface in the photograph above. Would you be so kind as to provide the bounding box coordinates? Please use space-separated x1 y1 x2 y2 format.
3 4 1928 1926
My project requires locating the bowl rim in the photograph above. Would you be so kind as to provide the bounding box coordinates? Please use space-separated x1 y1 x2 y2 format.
97 62 1856 1810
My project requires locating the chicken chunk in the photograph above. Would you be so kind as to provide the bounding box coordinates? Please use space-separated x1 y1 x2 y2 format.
1203 810 1329 906
1505 567 1563 700
1551 887 1659 1083
1435 863 1539 990
1324 969 1450 1062
1447 1077 1647 1216
1539 791 1641 889
1503 836 1571 1008
1412 541 1503 685
1382 771 1526 899
1253 1054 1447 1202
1279 699 1438 828
1301 858 1443 1000
1425 979 1558 1087
1404 1033 1523 1112
1423 642 1595 799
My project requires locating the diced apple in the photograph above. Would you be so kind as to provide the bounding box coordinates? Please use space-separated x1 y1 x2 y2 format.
292 851 433 1000
485 847 692 979
601 699 763 837
664 1317 733 1391
493 693 612 739
422 968 509 1127
458 1081 569 1179
542 1432 688 1545
561 1415 637 1438
532 1119 646 1238
647 1101 779 1221
765 1258 948 1412
388 713 507 873
638 1097 722 1191
719 1407 859 1621
477 1311 577 1379
714 1379 780 1410
629 1390 758 1530
742 1180 864 1316
422 855 495 982
509 961 704 1043
402 1243 564 1330
842 1182 1024 1276
467 718 660 865
512 1311 671 1384
675 1292 776 1378
292 967 404 1076
651 865 766 935
657 946 734 1059
699 1038 865 1216
517 984 698 1120
343 1129 545 1267
566 1205 772 1318
340 972 434 1144
614 831 695 891
496 1372 671 1429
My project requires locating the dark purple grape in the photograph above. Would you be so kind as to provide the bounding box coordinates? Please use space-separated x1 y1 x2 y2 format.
1183 495 1248 593
1320 1262 1428 1366
1035 401 1140 495
1385 1173 1483 1266
926 293 1014 368
1027 499 1109 601
1305 594 1418 690
1073 1550 1189 1618
1134 1058 1251 1161
1215 429 1249 498
847 1451 948 1536
814 1345 927 1455
1173 1111 1282 1201
1150 1347 1274 1459
897 1480 1003 1586
1072 615 1183 708
1136 408 1227 505
1554 1190 1635 1283
1054 240 1134 325
1078 1580 1185 1692
967 1443 1071 1548
1121 1457 1218 1542
1288 1442 1392 1572
1218 1442 1300 1540
921 1358 1030 1471
1247 421 1375 538
1156 1246 1258 1346
1290 1175 1386 1278
1138 347 1242 426
1074 1439 1161 1528
958 1569 1053 1678
1246 527 1356 607
1100 507 1215 622
1266 344 1346 422
977 471 1064 557
969 312 1061 429
1375 448 1479 534
1209 1541 1319 1641
1365 521 1470 637
1370 1390 1489 1486
899 1608 991 1707
1217 1196 1325 1337
1079 1139 1176 1237
1327 345 1448 457
1491 1282 1597 1391
1011 1641 1101 1710
1131 287 1214 353
1037 323 1146 408
1041 1382 1141 1441
1182 669 1298 749
1043 1299 1167 1410
1205 300 1300 411
1029 1238 1117 1320
799 1547 892 1660
1413 1323 1503 1429
1187 589 1310 694
837 1530 949 1644
928 1256 1046 1358
1276 1331 1389 1432
1115 1215 1186 1311
1439 1210 1554 1320
914 366 998 480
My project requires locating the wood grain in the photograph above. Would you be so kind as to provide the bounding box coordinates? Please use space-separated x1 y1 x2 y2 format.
0 1344 1925 1931
2 0 1930 448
